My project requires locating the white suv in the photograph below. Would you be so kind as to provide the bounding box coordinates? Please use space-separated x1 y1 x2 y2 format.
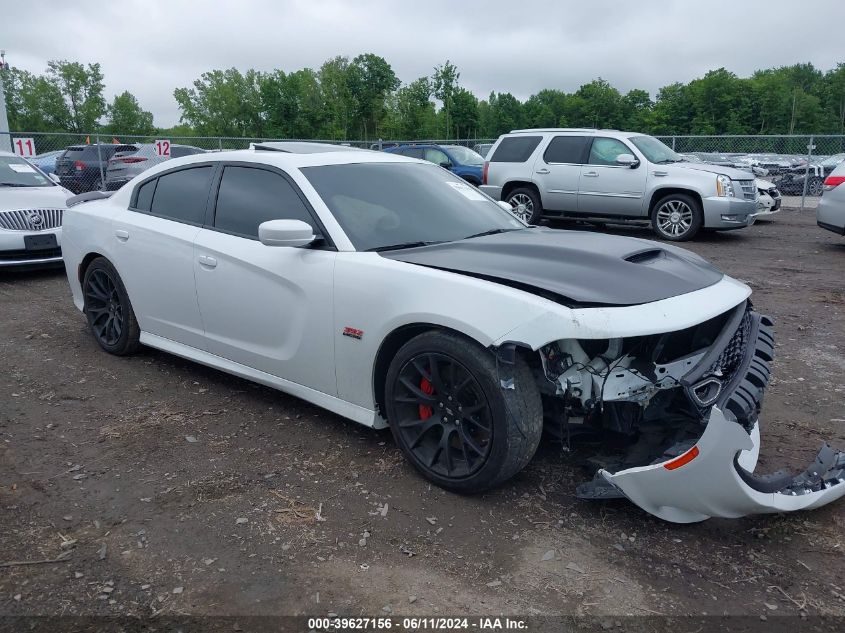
480 129 759 241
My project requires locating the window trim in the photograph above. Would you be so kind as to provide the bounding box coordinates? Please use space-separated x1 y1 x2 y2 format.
129 161 220 225
207 161 336 249
542 135 590 166
586 137 640 169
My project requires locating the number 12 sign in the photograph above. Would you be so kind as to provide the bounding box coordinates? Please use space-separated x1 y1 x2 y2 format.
154 140 171 157
14 138 36 158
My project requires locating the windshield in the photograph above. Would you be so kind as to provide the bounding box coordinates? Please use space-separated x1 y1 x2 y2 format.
0 156 53 187
442 145 485 166
630 136 682 164
302 162 524 251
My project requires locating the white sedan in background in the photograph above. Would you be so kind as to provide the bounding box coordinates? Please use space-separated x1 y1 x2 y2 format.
59 146 845 523
0 151 72 268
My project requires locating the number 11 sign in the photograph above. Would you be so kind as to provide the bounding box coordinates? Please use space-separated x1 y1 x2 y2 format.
14 138 36 158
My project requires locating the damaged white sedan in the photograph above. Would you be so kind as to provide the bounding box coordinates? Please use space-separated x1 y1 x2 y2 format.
59 147 845 523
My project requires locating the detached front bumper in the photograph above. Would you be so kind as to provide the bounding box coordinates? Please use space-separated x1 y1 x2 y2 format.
581 307 845 522
600 410 845 523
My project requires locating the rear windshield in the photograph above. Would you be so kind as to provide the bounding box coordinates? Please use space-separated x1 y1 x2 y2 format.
65 146 126 159
490 136 542 163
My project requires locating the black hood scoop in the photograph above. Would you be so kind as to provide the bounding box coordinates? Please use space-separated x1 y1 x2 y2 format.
381 228 723 307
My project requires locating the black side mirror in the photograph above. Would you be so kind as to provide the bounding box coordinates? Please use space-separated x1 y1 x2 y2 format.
439 161 452 169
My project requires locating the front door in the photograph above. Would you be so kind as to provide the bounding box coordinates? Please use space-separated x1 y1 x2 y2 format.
193 164 337 394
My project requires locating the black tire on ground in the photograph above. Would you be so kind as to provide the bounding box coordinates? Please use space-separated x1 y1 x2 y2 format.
808 177 824 197
82 257 141 356
384 331 543 494
505 187 543 224
651 192 703 241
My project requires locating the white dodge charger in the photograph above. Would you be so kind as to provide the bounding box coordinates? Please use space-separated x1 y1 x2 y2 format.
60 145 844 523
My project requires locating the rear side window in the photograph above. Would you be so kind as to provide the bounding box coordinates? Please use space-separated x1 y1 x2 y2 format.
490 136 542 163
134 179 157 211
213 166 316 239
150 166 214 225
543 136 589 164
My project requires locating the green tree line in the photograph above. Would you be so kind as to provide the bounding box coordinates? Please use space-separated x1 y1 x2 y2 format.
3 57 845 139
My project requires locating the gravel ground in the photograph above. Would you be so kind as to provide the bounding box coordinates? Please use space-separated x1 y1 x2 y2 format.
1 207 844 623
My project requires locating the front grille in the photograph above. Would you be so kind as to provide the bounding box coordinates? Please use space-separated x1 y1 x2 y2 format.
737 180 758 201
0 247 62 261
709 309 752 383
0 208 64 231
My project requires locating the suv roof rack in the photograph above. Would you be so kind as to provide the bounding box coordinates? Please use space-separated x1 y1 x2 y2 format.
508 128 622 134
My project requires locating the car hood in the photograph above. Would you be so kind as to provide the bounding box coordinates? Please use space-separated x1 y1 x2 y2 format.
676 162 755 180
381 228 724 307
0 186 73 210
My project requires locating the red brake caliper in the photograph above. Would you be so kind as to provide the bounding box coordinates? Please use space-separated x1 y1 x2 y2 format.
419 378 435 420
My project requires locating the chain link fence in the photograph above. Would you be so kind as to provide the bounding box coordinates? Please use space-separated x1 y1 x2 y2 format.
3 131 843 208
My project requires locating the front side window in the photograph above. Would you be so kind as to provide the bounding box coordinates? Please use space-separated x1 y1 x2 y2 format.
401 148 425 159
214 166 316 239
588 138 633 166
149 166 214 225
423 148 450 166
442 145 485 166
0 156 52 187
302 162 524 251
543 136 589 164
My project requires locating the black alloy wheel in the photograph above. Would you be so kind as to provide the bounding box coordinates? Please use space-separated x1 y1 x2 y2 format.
392 352 493 479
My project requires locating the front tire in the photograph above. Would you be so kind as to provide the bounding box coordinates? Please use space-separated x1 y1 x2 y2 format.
82 257 141 356
505 187 543 224
808 177 824 197
384 331 542 494
651 193 703 241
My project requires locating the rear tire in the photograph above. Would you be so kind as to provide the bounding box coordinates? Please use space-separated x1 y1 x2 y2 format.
505 187 543 224
808 177 824 197
384 331 542 494
651 193 703 241
82 257 141 356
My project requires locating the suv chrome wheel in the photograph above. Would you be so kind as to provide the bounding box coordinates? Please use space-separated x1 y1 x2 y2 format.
508 193 534 222
655 200 694 238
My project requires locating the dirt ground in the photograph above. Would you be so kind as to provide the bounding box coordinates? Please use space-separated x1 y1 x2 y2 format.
1 207 844 624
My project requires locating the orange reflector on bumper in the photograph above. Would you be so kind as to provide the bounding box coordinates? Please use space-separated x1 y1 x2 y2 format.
663 446 700 470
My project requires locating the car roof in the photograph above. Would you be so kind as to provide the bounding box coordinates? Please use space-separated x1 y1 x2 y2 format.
132 147 423 175
250 141 365 153
507 128 633 137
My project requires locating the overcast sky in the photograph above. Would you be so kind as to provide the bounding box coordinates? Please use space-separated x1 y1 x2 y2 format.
4 0 843 127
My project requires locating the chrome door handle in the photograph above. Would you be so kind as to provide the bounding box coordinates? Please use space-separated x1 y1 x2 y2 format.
114 229 129 241
535 168 550 175
198 255 217 269
583 171 599 177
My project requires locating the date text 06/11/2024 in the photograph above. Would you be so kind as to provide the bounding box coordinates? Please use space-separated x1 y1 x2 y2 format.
307 617 528 630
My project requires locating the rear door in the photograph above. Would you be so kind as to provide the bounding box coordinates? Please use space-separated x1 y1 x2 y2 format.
111 164 215 350
193 163 337 393
577 137 648 217
532 135 589 213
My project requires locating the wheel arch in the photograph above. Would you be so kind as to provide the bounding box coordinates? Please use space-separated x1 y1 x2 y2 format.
648 187 703 215
78 251 109 284
371 322 538 419
501 180 541 203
